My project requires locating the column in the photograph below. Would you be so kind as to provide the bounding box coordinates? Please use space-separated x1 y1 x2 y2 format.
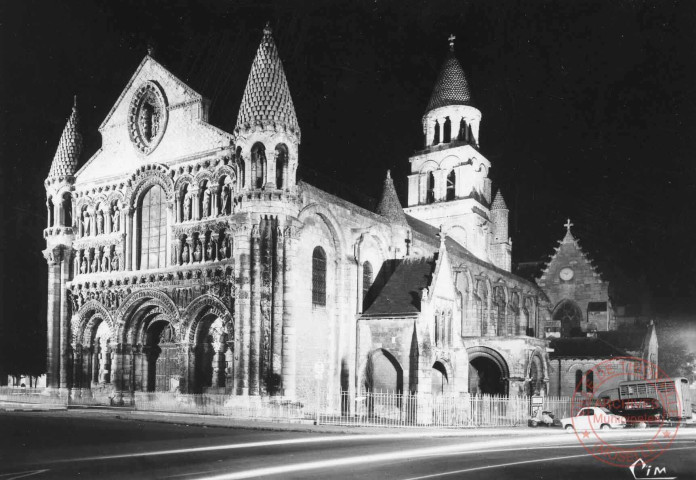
271 227 284 389
44 251 60 389
59 248 70 392
126 208 134 270
174 193 180 223
281 225 297 399
235 226 251 395
210 186 219 218
166 204 174 267
71 345 82 390
225 342 234 391
249 224 261 395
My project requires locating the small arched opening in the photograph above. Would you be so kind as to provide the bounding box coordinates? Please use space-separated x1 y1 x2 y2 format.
446 170 456 201
61 192 72 227
458 118 467 141
275 144 288 189
443 117 451 143
363 349 403 394
433 121 440 145
553 299 584 337
251 143 266 189
425 172 435 204
47 196 55 228
193 315 228 393
431 360 449 396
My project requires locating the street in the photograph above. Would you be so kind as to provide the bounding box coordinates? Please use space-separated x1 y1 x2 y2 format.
1 411 695 479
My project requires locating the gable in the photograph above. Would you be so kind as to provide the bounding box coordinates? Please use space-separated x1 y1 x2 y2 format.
538 230 608 311
76 56 233 185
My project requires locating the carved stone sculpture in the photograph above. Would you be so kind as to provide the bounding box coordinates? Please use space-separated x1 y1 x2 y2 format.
97 211 104 235
80 257 87 274
181 244 190 263
193 243 202 262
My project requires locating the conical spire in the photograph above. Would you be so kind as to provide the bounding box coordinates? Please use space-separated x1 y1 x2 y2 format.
376 170 408 227
426 36 472 113
491 190 507 210
48 97 82 179
235 23 300 139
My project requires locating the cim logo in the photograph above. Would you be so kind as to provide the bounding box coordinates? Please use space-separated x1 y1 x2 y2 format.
629 458 676 480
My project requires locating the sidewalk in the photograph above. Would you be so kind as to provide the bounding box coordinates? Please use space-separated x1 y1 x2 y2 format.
0 401 67 412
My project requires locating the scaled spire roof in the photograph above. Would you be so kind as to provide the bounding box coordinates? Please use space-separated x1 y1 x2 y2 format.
376 170 408 227
426 37 473 113
48 97 82 179
491 190 507 210
235 23 300 139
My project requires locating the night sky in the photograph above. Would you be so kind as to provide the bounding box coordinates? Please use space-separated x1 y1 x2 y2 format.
2 0 695 372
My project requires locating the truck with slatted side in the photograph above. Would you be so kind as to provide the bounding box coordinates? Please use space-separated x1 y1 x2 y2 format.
618 378 691 420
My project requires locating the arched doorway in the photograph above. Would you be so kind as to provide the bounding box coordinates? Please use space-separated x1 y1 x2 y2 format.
363 349 403 394
431 361 449 395
468 347 509 396
91 321 112 385
145 320 179 392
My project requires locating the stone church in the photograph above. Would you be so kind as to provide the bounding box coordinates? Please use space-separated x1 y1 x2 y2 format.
43 25 559 405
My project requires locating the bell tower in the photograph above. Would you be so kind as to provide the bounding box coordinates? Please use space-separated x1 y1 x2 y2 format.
403 35 510 271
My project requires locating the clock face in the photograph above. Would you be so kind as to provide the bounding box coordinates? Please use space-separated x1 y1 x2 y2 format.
559 267 574 281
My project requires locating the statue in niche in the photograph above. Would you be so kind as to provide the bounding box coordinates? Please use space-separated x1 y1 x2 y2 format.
82 213 91 236
202 190 210 218
69 292 79 314
219 239 227 260
80 257 88 274
181 244 190 263
112 206 120 232
193 243 202 262
101 251 109 272
206 241 213 261
91 254 98 273
78 291 85 307
111 251 119 271
97 211 104 235
184 194 192 221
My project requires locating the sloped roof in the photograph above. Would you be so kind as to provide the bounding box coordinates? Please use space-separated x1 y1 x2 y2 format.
235 23 300 139
549 337 627 359
363 258 435 316
426 50 472 113
597 329 647 353
376 170 408 227
48 98 82 179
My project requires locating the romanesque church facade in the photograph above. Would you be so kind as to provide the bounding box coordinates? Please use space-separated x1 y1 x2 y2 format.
43 26 553 405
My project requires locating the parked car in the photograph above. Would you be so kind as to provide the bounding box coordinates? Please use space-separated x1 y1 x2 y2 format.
561 407 626 432
609 398 665 428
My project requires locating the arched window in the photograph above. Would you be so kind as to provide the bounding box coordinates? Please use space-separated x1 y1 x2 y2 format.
446 170 456 201
275 144 288 189
426 172 435 204
61 192 72 227
586 370 594 393
312 246 326 306
235 146 245 189
575 370 583 392
362 261 373 303
443 117 451 143
458 118 467 141
251 143 266 189
554 299 584 337
138 185 167 270
433 121 440 145
47 197 54 228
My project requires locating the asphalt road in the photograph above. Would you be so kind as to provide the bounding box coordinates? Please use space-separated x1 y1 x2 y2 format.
1 412 695 480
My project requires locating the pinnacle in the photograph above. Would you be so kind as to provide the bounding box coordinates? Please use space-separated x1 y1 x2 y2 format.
376 170 408 227
48 98 82 180
235 24 300 140
491 190 507 210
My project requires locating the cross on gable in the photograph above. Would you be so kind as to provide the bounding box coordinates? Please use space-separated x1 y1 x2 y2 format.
564 218 573 232
448 34 456 50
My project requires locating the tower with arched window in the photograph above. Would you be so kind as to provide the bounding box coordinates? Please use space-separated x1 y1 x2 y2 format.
402 36 510 271
43 97 81 391
233 23 300 193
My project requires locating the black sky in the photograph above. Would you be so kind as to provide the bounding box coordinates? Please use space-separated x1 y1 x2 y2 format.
2 0 696 371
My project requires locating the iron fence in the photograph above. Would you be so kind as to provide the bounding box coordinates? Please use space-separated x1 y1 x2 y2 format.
0 386 571 428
